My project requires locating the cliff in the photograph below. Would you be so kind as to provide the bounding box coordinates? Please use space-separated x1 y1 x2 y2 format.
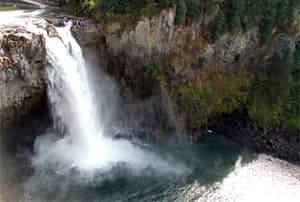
0 21 57 125
72 7 300 161
0 7 298 161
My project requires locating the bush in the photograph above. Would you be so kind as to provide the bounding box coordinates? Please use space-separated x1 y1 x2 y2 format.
69 0 299 45
198 57 206 68
144 63 174 82
248 49 300 129
186 0 201 21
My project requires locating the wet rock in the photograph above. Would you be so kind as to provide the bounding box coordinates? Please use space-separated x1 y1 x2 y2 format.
33 20 59 38
209 114 300 163
0 24 47 125
71 7 299 160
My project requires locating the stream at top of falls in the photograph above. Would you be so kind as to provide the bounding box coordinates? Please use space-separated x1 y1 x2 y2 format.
0 10 300 202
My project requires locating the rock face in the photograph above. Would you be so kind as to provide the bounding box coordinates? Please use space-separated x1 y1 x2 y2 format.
210 114 300 162
72 8 299 161
105 8 177 63
0 25 46 125
82 7 294 73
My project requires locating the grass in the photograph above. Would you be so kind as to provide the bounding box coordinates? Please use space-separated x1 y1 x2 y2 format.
0 5 20 11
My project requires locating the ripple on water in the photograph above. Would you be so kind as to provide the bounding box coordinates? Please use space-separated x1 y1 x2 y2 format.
179 154 300 202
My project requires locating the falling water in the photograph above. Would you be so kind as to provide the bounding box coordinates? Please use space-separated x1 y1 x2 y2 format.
0 13 299 202
28 22 187 174
38 23 105 169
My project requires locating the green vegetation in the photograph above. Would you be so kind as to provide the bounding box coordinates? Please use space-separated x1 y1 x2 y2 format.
63 0 299 43
58 0 299 130
212 0 300 42
248 45 300 129
0 5 19 11
198 57 206 68
212 8 225 41
168 69 251 129
144 45 300 130
144 63 174 83
175 0 187 24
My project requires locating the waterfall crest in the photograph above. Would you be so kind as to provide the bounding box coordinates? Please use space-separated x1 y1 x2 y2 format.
30 22 187 175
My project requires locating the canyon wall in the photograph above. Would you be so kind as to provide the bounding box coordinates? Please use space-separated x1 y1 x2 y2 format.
0 22 55 125
0 8 298 161
72 7 300 161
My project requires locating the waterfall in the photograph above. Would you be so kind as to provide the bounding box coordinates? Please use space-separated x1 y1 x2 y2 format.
27 23 106 170
46 24 103 147
28 21 186 175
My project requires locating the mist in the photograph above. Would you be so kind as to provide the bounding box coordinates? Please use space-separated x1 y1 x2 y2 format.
28 22 189 187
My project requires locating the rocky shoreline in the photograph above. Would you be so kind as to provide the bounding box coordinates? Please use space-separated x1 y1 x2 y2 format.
209 113 300 163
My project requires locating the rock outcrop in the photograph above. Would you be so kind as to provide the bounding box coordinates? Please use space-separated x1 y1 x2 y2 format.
71 7 299 161
75 7 294 72
0 24 47 125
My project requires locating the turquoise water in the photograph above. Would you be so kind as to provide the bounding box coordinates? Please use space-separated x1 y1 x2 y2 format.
24 134 251 202
1 9 299 202
1 116 300 202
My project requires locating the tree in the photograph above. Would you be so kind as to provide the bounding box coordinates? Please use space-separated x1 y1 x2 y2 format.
226 0 246 32
276 0 289 22
186 0 201 21
212 9 225 41
157 0 175 8
175 0 187 24
260 0 277 43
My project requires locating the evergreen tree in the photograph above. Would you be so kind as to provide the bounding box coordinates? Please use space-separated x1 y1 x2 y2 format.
175 0 187 24
186 0 201 21
277 0 289 22
212 9 225 41
260 0 277 43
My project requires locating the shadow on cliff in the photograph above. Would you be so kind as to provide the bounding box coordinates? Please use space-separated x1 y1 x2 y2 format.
0 107 51 202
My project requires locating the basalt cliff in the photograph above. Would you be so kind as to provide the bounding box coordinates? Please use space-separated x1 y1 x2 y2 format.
71 7 300 161
0 20 58 125
0 8 299 161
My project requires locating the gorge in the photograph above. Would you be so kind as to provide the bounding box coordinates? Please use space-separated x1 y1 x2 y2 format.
0 1 300 202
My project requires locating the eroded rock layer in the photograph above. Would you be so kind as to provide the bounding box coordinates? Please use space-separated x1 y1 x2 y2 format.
0 24 47 124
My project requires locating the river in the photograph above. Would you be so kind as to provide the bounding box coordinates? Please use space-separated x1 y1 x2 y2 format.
0 8 300 202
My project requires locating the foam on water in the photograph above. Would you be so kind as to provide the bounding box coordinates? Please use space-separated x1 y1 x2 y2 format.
25 22 187 175
0 9 45 25
1 11 299 202
178 154 300 202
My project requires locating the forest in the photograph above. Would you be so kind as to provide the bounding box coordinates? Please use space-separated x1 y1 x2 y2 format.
60 0 300 43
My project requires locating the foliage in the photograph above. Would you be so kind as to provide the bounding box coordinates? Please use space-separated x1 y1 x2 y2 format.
185 0 200 21
169 69 251 128
160 46 300 130
175 0 187 24
63 1 300 130
212 0 300 42
248 47 300 129
259 0 277 43
144 63 174 83
212 8 225 41
0 5 19 11
66 0 299 42
198 57 206 68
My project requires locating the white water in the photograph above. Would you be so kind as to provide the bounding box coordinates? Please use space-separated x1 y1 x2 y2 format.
20 0 47 8
29 22 187 175
178 155 300 202
37 23 104 169
0 9 45 25
1 11 299 202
